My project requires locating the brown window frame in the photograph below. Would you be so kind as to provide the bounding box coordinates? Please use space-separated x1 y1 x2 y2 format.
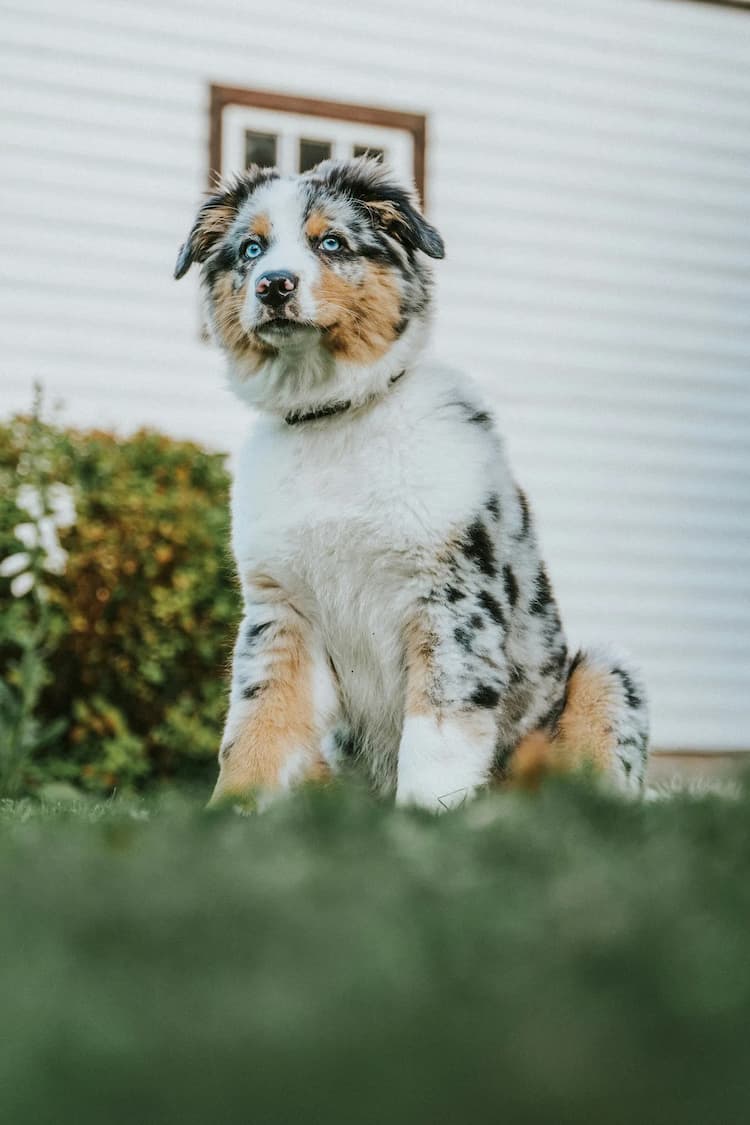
209 84 428 206
672 0 750 8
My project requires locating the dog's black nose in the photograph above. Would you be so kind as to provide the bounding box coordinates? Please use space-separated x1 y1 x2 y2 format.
255 271 298 308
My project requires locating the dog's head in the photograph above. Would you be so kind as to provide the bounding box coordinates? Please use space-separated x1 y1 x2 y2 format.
175 157 444 414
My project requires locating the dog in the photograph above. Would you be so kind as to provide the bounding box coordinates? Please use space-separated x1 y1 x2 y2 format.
175 156 649 810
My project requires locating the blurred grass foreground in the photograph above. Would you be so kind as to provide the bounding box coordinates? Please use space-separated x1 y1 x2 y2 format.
1 780 750 1124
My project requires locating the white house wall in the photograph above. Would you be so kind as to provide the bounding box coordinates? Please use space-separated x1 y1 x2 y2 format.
1 0 749 752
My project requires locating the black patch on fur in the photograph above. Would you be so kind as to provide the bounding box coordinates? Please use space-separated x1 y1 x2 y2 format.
470 614 485 630
337 230 405 269
612 666 642 710
486 493 501 521
502 564 519 608
621 734 648 763
445 584 466 604
542 615 564 651
220 740 235 760
204 242 240 290
621 736 643 749
537 694 566 734
246 620 272 643
450 400 493 430
470 684 500 709
621 759 633 777
333 727 356 759
539 646 569 678
454 626 473 652
461 519 497 578
354 216 406 265
549 649 585 732
477 589 506 628
528 566 553 616
516 488 531 539
241 682 264 701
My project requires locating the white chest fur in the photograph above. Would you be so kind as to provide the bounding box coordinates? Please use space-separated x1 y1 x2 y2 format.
230 362 500 749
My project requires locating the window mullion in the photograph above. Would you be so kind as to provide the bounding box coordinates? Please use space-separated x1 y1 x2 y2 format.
277 131 298 176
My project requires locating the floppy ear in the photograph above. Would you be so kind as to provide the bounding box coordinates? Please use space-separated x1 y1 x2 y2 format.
174 191 238 279
174 168 279 279
314 156 445 260
365 194 445 259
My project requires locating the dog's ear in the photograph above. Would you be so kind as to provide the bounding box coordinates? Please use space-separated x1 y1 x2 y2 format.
174 168 279 280
174 191 237 279
313 156 445 260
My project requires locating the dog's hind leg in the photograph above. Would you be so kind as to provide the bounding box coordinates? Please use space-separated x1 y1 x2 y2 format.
209 582 340 808
510 648 650 792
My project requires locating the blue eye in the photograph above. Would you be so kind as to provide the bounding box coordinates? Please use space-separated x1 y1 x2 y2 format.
242 240 263 260
320 235 341 253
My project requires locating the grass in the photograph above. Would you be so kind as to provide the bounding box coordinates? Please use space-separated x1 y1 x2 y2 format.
1 777 749 1124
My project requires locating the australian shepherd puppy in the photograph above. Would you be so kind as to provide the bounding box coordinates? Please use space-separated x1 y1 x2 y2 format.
175 156 649 810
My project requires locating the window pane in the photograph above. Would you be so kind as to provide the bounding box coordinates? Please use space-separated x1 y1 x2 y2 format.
299 138 332 172
353 145 386 162
245 130 277 168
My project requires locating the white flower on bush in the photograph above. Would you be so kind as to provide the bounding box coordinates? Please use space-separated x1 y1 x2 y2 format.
0 559 36 599
19 482 76 528
0 482 76 597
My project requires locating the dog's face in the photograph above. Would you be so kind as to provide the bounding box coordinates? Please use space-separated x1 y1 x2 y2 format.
175 158 444 386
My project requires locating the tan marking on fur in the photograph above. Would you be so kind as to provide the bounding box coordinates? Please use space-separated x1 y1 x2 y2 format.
508 662 618 788
556 662 618 770
211 274 272 374
315 262 402 364
366 198 409 233
210 625 329 804
249 213 271 240
248 572 292 599
403 616 435 716
456 708 497 744
193 201 238 258
507 729 555 789
305 210 330 240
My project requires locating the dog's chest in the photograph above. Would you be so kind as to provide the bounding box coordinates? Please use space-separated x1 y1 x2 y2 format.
232 386 490 584
231 380 496 729
297 517 416 737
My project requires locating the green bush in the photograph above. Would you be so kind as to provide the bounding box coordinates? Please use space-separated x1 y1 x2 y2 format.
0 413 240 795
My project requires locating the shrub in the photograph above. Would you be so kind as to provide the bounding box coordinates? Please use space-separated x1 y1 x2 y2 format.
0 411 240 795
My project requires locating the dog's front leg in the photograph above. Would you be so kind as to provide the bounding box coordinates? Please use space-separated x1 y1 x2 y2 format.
210 585 339 807
396 606 504 812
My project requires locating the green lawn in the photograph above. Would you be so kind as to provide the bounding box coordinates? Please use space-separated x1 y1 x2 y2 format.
1 777 749 1124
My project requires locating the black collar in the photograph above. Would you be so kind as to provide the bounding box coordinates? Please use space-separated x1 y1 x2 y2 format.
284 370 406 427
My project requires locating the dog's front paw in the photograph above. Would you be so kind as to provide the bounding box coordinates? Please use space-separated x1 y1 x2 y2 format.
396 715 491 813
395 780 475 813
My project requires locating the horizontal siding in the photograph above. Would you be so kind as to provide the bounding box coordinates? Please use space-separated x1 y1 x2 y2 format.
1 0 749 752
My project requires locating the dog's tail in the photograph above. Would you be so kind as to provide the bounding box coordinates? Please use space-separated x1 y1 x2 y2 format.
511 647 650 792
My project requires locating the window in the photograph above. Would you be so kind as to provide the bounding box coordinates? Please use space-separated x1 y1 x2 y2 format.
299 138 332 171
244 130 277 168
353 145 385 162
209 85 427 204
